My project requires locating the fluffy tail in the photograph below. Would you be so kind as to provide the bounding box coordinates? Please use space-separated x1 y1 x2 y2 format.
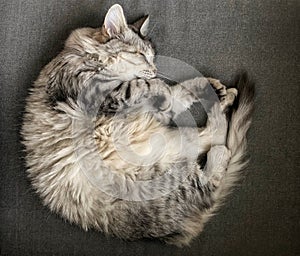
227 72 255 181
213 72 255 208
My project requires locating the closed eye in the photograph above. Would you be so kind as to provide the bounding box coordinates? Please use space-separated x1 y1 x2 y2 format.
123 50 150 59
119 50 154 65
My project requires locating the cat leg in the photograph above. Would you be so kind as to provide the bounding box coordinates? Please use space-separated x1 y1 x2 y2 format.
165 101 229 162
201 145 231 187
161 108 231 246
169 77 238 120
169 77 212 120
100 77 237 126
207 77 238 111
161 144 231 247
142 77 219 125
172 77 239 157
100 77 210 120
192 102 228 156
100 78 172 115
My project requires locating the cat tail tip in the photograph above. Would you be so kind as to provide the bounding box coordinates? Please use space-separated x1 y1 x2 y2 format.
232 71 255 111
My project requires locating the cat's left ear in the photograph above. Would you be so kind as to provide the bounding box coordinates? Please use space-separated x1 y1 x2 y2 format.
132 15 150 37
103 4 128 38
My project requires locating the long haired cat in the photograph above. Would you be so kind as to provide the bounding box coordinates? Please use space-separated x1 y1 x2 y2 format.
21 4 254 246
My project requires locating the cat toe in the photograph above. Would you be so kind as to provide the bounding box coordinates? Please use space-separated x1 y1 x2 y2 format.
221 88 238 110
207 77 227 101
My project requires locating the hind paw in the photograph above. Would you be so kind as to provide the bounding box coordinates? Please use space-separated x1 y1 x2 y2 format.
223 88 238 109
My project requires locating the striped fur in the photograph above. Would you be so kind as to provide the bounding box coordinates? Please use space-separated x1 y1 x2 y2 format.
21 4 254 246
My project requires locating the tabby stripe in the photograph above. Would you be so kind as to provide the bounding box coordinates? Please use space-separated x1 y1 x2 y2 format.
145 80 151 91
125 83 131 100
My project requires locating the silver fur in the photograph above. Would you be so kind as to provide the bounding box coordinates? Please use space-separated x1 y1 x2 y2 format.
21 4 254 246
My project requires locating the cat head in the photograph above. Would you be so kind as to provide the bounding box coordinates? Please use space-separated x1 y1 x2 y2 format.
46 4 157 105
65 4 156 81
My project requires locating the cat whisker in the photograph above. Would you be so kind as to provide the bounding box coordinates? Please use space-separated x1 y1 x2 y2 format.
156 72 178 84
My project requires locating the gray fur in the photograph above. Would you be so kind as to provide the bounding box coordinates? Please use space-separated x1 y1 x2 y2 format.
21 4 254 246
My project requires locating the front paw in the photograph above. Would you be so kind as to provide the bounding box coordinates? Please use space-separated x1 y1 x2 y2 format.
100 96 123 115
207 78 238 111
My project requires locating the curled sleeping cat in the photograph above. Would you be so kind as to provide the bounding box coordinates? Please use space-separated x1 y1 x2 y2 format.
21 4 255 246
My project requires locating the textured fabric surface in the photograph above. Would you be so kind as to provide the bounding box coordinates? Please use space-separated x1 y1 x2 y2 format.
0 0 299 255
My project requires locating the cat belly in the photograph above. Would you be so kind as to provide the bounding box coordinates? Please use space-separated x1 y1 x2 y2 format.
93 113 174 178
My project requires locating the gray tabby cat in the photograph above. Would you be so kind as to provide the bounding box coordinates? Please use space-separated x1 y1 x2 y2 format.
21 4 254 246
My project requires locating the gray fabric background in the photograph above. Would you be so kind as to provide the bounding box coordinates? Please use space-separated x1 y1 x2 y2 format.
0 0 299 255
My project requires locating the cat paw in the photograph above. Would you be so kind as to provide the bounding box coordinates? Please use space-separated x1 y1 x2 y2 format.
207 78 227 99
223 88 238 110
207 78 238 111
207 145 231 187
100 96 123 115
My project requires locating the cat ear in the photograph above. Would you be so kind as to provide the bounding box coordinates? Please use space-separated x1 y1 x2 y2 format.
103 4 127 37
132 15 150 37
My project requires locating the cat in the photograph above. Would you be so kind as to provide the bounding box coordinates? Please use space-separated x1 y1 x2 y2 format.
21 4 255 246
